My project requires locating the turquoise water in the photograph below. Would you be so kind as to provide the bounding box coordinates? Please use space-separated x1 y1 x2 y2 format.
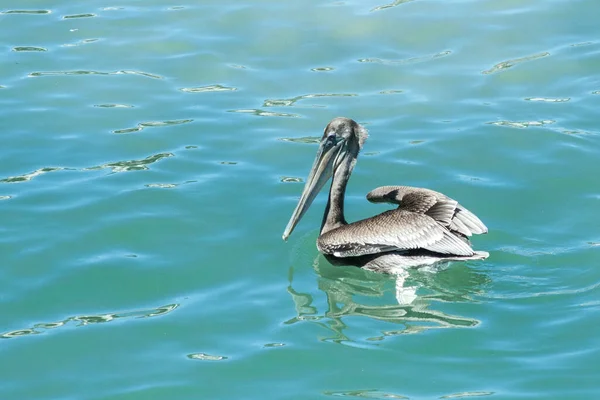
1 0 599 398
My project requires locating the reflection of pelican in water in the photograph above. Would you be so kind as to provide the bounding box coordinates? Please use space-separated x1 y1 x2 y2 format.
285 256 487 342
283 117 488 272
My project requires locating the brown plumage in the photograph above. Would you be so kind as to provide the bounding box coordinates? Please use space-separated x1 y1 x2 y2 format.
367 186 488 237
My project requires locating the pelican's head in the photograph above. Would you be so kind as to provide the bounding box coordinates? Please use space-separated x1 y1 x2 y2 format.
282 117 368 241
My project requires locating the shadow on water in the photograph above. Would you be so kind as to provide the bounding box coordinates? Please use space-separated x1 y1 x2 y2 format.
285 255 490 343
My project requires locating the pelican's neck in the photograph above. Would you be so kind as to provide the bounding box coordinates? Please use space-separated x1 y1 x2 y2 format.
320 158 353 235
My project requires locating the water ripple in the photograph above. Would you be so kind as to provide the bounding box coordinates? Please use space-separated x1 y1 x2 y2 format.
563 129 597 136
0 304 179 339
187 353 228 361
94 103 135 108
263 342 286 348
112 119 193 134
570 41 595 47
324 389 409 398
482 52 550 74
63 13 96 19
12 46 47 52
280 177 303 183
484 278 600 300
264 93 356 107
1 9 51 14
310 66 335 72
145 179 197 189
488 119 555 129
180 84 237 93
62 38 99 47
228 109 300 118
87 152 174 173
279 136 320 144
1 152 175 184
379 89 403 95
440 392 495 399
145 183 178 189
29 70 163 79
358 50 451 66
1 167 65 183
371 0 415 12
525 97 570 103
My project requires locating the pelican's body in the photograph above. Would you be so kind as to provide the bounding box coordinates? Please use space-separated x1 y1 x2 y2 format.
283 117 488 272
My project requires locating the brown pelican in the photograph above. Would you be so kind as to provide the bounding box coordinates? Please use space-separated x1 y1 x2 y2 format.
282 117 488 272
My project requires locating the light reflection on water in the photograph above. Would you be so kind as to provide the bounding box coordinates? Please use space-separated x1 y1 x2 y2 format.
1 303 179 339
286 256 488 344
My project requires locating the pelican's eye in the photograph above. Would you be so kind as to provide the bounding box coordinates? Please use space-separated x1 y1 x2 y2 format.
325 134 337 147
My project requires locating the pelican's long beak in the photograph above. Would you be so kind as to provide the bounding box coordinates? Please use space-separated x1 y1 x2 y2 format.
282 140 343 240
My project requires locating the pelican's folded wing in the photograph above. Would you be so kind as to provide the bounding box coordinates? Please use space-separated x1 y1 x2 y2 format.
367 185 440 205
366 185 488 237
317 208 475 258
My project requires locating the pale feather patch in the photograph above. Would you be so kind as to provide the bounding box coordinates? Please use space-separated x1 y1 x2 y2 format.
449 217 472 237
356 124 368 149
455 208 488 234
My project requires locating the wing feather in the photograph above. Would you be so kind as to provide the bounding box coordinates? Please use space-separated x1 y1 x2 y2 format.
449 216 472 237
454 207 488 234
366 185 488 236
317 209 475 258
425 199 457 227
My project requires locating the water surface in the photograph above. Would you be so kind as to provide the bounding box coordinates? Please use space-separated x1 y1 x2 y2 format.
1 0 599 398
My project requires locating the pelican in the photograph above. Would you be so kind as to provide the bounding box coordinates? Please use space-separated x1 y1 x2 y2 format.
282 117 488 272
